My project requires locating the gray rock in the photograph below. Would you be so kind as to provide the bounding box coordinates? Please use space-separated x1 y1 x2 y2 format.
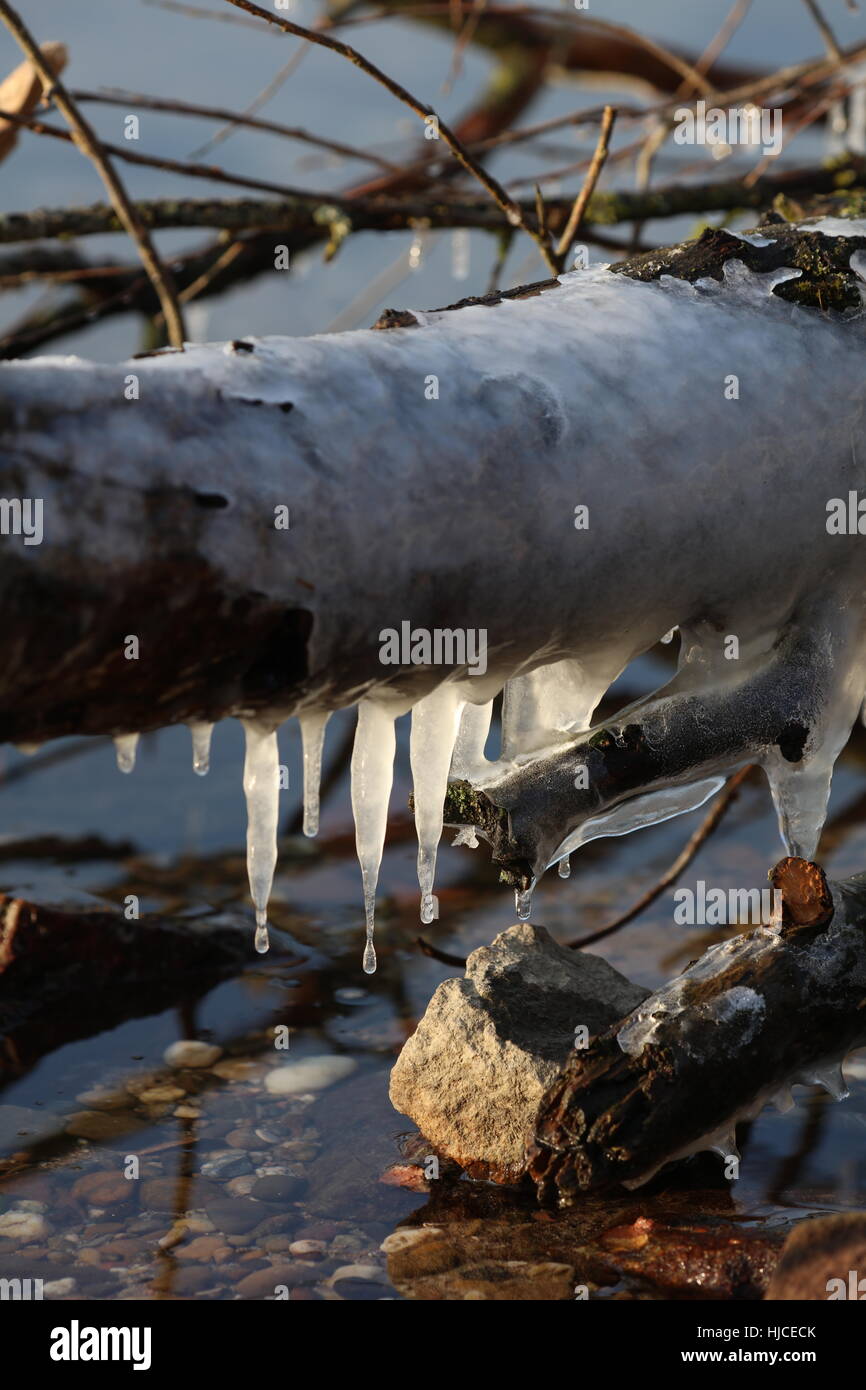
389 923 648 1182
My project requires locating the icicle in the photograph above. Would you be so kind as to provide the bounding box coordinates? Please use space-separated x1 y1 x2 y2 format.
351 700 398 974
557 855 571 879
451 698 493 780
114 733 139 774
800 1064 849 1101
242 721 281 955
547 776 724 868
189 721 213 776
515 884 534 921
298 710 330 837
409 685 464 925
500 657 617 759
765 756 834 861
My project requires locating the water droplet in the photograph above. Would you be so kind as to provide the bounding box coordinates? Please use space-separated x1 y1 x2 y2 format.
558 855 571 879
515 886 533 921
363 937 377 974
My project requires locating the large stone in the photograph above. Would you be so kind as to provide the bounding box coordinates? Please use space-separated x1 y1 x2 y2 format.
389 923 649 1183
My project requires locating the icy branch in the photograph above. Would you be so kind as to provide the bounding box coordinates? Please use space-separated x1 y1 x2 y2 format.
529 858 866 1200
4 214 866 953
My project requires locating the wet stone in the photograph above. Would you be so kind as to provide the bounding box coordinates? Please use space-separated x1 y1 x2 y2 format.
164 1041 223 1069
64 1111 148 1143
201 1152 254 1179
250 1174 307 1204
71 1172 138 1210
206 1199 268 1236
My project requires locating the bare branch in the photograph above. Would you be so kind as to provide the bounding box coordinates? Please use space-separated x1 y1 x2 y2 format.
554 103 616 267
220 0 558 272
0 0 187 348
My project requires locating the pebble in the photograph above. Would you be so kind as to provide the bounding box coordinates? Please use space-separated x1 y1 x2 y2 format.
289 1239 326 1258
174 1105 202 1120
225 1176 257 1198
201 1153 253 1180
211 1060 266 1083
138 1085 185 1104
74 1088 129 1111
250 1175 306 1204
380 1227 442 1254
206 1199 267 1236
176 1236 230 1262
71 1172 137 1209
173 1266 220 1295
64 1111 146 1142
329 1263 387 1286
264 1056 357 1096
43 1277 76 1297
163 1040 223 1069
225 1127 258 1149
237 1264 320 1299
262 1236 296 1254
0 1211 50 1243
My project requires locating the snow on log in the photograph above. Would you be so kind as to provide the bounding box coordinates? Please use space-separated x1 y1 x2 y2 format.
3 216 866 958
528 858 866 1201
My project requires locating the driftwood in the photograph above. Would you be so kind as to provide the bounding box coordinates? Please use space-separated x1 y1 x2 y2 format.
527 858 866 1203
1 215 866 758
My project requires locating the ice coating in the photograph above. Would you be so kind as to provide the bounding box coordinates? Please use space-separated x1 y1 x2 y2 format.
9 231 866 959
189 720 213 776
547 777 726 870
242 721 280 954
409 685 464 924
114 733 139 774
351 699 398 973
451 698 493 780
299 710 330 837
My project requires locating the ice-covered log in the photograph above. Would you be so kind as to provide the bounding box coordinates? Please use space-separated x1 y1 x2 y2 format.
4 216 866 953
528 858 866 1202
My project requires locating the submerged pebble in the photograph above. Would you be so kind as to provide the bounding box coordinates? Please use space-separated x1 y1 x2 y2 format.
265 1056 357 1096
164 1040 223 1069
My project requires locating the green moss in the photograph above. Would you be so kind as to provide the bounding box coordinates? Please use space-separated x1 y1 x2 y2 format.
612 223 866 314
440 778 504 834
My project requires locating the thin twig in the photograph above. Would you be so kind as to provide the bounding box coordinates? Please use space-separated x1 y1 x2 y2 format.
567 764 757 950
554 104 616 267
802 0 844 62
72 88 399 171
0 106 350 205
0 1 186 349
220 0 558 272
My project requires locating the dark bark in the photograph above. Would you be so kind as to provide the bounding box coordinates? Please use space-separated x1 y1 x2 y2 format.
527 859 866 1203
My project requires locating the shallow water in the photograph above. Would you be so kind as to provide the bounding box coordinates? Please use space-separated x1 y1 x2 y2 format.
2 0 866 1301
2 666 866 1300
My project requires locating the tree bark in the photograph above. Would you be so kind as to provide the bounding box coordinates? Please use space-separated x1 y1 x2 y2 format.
528 858 866 1202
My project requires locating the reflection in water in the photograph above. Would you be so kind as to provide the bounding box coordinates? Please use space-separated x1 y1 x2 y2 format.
1 716 866 1298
